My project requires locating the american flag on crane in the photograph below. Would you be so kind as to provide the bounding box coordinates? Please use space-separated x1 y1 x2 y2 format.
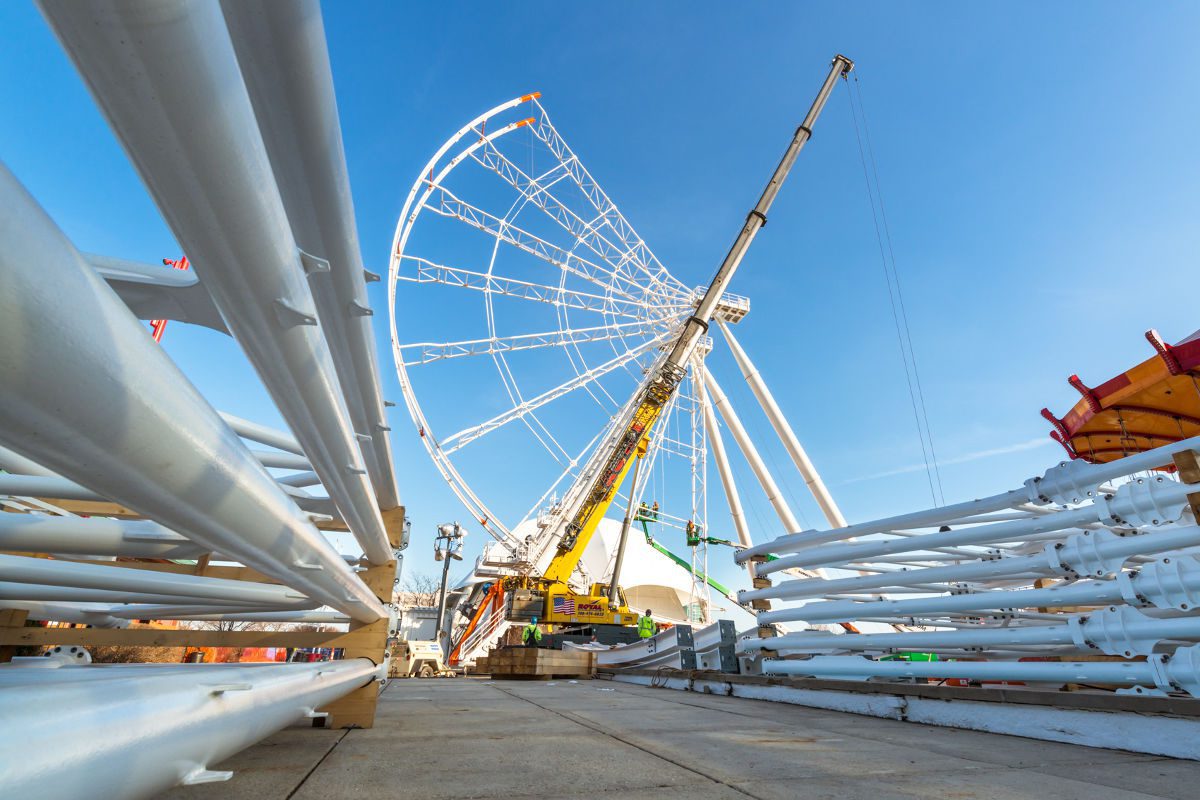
552 597 575 615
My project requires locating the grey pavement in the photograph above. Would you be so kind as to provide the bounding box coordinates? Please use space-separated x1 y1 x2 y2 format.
161 676 1200 799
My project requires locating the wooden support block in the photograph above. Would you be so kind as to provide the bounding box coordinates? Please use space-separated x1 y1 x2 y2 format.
318 616 388 729
0 609 29 663
317 560 395 729
357 559 398 602
1174 450 1200 485
487 646 594 678
381 506 407 549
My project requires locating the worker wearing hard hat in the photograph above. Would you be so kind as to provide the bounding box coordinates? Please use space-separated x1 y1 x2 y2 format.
523 617 543 648
637 609 656 639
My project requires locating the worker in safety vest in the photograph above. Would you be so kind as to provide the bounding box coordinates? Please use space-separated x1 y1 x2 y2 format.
637 609 656 639
522 617 543 648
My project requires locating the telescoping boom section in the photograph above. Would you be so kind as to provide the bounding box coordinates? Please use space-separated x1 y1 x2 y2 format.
520 55 855 628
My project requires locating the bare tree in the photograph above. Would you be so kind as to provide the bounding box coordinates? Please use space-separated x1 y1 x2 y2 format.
399 572 440 606
187 619 272 633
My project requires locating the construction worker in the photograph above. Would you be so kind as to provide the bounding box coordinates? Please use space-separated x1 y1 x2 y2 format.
522 617 543 648
637 501 650 522
650 501 659 521
637 609 656 639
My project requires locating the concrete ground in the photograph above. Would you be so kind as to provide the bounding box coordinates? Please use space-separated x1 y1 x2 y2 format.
162 676 1200 799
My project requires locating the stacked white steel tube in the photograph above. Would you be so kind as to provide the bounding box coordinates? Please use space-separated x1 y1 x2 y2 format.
39 0 393 566
0 660 378 800
0 5 401 800
732 437 1200 698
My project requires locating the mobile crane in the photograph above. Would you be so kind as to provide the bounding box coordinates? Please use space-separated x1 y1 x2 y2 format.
502 55 855 633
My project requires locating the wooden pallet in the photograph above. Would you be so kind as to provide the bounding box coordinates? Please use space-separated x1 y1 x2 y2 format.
485 646 595 679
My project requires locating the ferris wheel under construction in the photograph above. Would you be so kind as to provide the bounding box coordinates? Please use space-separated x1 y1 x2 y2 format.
387 61 859 656
3 4 1200 798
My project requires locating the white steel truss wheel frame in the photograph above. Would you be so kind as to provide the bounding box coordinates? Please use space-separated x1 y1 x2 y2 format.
388 94 704 549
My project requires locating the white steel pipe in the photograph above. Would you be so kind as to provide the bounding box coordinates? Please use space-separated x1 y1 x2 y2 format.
0 583 285 608
102 604 320 620
0 475 111 504
0 163 382 621
759 474 1194 577
221 0 400 511
0 444 57 478
40 0 392 566
701 366 801 534
0 555 314 608
0 515 207 560
739 436 1200 562
763 646 1200 697
745 607 1200 655
762 554 1200 625
745 556 1047 601
250 449 312 471
758 508 1097 576
219 412 305 457
0 659 377 800
278 470 323 488
699 382 755 571
136 610 349 624
744 523 1200 603
607 454 645 608
737 490 1031 561
0 600 127 628
721 321 847 528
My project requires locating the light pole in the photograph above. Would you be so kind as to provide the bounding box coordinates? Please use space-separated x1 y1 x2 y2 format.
433 522 466 659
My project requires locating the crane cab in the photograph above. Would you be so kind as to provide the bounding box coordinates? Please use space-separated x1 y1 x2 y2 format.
503 580 634 627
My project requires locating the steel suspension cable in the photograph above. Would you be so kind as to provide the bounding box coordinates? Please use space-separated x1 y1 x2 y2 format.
853 73 945 505
846 75 942 506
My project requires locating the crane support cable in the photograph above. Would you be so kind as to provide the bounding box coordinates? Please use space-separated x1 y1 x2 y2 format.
846 73 945 506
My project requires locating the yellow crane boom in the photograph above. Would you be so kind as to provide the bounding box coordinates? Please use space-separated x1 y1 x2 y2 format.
517 55 854 629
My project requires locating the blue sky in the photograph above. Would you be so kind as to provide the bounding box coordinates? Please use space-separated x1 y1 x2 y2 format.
3 2 1198 600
